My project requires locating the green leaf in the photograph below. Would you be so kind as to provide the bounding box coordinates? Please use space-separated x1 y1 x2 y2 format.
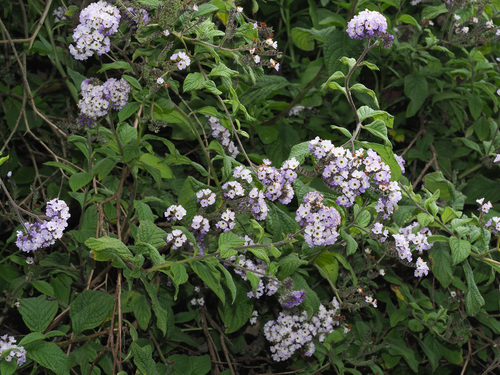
417 212 434 227
70 290 114 334
92 158 116 181
97 61 134 73
240 75 289 108
217 263 237 304
288 141 311 163
118 102 141 122
331 124 352 138
208 63 238 79
19 332 47 346
357 106 394 128
85 236 134 262
324 30 361 75
463 260 485 316
278 254 308 279
421 4 449 19
183 72 206 92
449 237 471 265
69 172 92 192
44 161 77 175
429 242 453 287
32 280 55 297
132 294 151 330
404 74 428 117
350 83 379 108
123 74 142 90
314 252 339 285
25 341 70 375
398 15 422 31
142 281 168 335
137 220 167 249
332 252 358 284
467 93 483 120
170 262 189 299
218 232 245 258
340 229 358 255
0 358 18 375
364 119 390 145
218 287 253 333
138 153 173 179
203 80 223 95
390 308 409 327
190 260 225 305
132 343 159 375
291 27 316 51
19 295 58 333
167 354 211 375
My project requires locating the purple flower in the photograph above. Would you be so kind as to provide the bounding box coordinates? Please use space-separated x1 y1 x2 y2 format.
347 9 388 40
279 290 306 308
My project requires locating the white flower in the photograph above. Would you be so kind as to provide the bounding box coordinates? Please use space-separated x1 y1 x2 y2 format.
157 77 165 85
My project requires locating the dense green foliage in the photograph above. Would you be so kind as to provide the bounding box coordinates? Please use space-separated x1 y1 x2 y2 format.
1 0 500 374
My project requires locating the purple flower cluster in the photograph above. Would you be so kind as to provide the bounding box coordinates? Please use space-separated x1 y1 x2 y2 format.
279 290 306 308
230 250 279 299
222 181 245 199
263 298 341 361
16 198 70 253
215 209 236 232
53 6 67 23
247 187 268 220
373 221 432 277
256 158 299 205
125 7 149 25
196 189 216 207
0 335 27 367
486 216 500 235
170 51 192 71
191 215 210 254
309 138 402 218
207 117 239 158
295 191 341 248
69 1 121 60
166 229 188 249
78 78 130 126
164 204 187 221
347 9 388 40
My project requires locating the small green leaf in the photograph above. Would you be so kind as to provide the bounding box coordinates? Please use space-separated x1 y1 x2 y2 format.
364 119 390 145
97 61 134 73
404 74 428 117
278 254 308 279
118 102 141 122
219 232 245 258
398 15 422 31
314 252 339 285
85 236 134 262
203 80 223 95
449 237 471 265
32 280 55 297
69 172 92 192
208 63 238 79
132 294 152 330
132 343 159 375
463 260 485 316
123 74 142 90
340 229 358 255
429 242 453 287
183 72 206 92
190 260 225 305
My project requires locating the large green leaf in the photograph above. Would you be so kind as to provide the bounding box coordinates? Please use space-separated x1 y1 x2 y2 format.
463 260 485 316
70 290 114 334
19 295 58 333
429 242 453 287
25 341 70 375
404 74 428 117
449 237 471 265
190 260 225 305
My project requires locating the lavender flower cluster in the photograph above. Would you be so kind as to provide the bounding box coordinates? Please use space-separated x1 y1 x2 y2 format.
309 137 402 218
69 1 121 60
278 279 306 308
16 198 70 253
170 51 192 71
230 250 279 299
295 191 341 248
207 117 239 158
372 221 432 277
0 335 27 367
263 298 341 361
256 158 299 205
78 78 130 126
346 9 388 40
